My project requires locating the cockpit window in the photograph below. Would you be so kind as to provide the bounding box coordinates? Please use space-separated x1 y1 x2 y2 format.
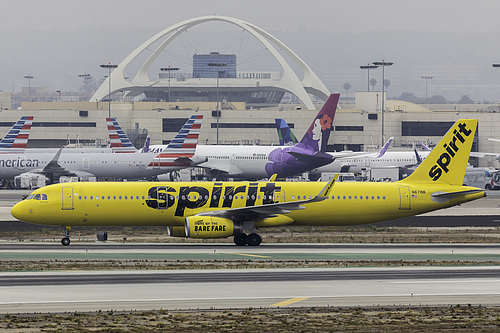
26 193 47 200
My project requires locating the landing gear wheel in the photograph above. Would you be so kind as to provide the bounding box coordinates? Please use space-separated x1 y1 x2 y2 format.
246 233 262 246
234 233 248 246
61 237 70 246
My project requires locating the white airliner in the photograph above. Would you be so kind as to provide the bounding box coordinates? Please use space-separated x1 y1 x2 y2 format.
125 94 374 180
0 115 205 182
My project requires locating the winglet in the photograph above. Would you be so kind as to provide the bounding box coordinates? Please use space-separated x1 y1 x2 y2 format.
141 135 150 153
418 141 431 151
268 174 277 182
319 174 338 198
375 137 393 158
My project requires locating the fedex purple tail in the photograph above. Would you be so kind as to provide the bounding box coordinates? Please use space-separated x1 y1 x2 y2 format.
265 94 339 178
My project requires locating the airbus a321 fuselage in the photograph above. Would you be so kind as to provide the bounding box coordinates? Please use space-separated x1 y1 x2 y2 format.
11 119 485 246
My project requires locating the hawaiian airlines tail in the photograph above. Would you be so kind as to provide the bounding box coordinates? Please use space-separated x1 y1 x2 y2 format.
400 119 477 185
151 115 205 167
0 116 34 151
106 117 137 153
275 119 298 146
297 93 339 153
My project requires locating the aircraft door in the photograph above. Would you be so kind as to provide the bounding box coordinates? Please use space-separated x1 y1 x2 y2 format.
62 187 74 210
273 190 285 203
398 186 411 210
365 158 370 167
83 157 90 170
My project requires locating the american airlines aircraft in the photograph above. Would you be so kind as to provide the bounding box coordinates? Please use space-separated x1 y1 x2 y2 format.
0 115 205 183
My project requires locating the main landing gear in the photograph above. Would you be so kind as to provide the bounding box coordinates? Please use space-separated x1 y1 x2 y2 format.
61 226 71 246
234 233 262 246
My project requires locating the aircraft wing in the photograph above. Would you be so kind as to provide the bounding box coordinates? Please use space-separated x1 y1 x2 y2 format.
198 161 243 177
470 152 500 159
196 176 337 221
431 189 484 203
30 148 96 181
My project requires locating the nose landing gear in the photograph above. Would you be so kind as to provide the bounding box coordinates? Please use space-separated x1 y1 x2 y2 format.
61 226 71 246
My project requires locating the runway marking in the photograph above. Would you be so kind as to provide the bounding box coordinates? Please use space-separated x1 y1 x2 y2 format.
271 297 310 307
227 253 270 258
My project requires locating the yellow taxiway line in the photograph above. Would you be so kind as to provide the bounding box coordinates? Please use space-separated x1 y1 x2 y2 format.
271 297 310 307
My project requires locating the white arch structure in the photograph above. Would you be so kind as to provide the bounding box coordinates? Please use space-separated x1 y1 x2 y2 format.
91 15 330 110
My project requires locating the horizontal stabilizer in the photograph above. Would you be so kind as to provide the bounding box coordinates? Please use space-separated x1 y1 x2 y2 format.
287 151 333 162
431 189 485 203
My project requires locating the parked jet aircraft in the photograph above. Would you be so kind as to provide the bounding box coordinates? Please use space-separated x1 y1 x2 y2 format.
0 115 205 182
116 94 343 179
11 119 485 246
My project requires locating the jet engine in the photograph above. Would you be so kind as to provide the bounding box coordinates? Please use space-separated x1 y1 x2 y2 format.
184 216 242 239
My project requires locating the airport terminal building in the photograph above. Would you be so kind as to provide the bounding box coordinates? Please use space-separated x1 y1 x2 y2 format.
2 15 500 170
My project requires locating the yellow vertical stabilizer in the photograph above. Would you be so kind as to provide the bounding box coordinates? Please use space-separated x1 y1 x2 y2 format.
400 119 477 185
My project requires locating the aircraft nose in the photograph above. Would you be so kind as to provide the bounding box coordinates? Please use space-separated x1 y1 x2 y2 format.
11 202 23 220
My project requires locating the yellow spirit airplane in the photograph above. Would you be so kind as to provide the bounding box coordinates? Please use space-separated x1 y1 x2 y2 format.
11 119 485 246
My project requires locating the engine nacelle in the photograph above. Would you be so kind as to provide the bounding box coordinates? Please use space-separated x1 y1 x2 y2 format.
185 216 241 239
167 226 186 237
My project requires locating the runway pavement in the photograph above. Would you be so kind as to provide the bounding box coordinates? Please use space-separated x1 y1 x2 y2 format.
0 242 499 261
0 266 499 313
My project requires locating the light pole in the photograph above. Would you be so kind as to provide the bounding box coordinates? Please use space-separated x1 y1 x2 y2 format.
100 63 118 118
373 60 393 147
421 74 433 102
24 75 33 102
78 73 91 99
360 64 378 91
207 62 227 144
160 66 180 102
56 90 61 102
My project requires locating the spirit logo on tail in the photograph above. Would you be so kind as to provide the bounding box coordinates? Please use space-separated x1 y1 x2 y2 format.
429 122 473 181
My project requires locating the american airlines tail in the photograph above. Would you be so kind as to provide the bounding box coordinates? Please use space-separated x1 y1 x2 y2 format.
150 115 205 167
296 94 339 153
275 119 298 146
0 116 34 151
106 117 137 153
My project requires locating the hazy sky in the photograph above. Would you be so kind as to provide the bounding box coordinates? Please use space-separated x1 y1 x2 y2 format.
3 0 500 100
4 0 499 33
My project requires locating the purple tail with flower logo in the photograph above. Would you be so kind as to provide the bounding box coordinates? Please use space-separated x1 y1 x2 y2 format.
265 94 339 178
296 94 338 153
